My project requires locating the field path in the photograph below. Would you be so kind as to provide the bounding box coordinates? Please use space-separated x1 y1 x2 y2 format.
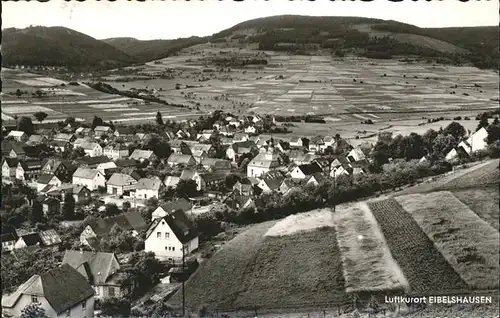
368 198 468 294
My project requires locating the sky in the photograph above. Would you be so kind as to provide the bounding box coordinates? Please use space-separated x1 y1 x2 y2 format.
3 0 499 41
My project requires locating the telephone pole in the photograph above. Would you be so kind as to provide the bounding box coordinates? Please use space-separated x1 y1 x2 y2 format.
182 244 186 317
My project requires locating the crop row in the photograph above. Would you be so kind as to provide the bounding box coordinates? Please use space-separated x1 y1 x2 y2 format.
368 198 468 294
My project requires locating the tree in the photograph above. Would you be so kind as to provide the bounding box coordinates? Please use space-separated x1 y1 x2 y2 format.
371 141 391 169
423 129 439 154
99 298 131 317
176 179 198 198
62 194 75 220
156 112 164 126
493 117 499 125
70 147 86 160
432 134 457 159
17 116 34 134
91 116 104 129
64 117 76 127
443 121 466 141
30 200 44 225
33 112 48 123
402 133 426 160
124 251 163 297
486 124 500 144
21 302 48 318
15 89 22 98
477 114 489 131
225 174 241 189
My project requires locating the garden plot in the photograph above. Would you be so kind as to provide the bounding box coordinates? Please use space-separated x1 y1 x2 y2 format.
102 108 140 112
87 104 131 109
395 191 499 290
368 198 468 294
41 88 86 96
2 105 63 116
1 100 29 104
2 113 15 120
333 202 409 293
265 209 334 237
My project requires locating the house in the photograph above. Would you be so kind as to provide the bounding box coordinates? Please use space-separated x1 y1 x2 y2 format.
2 158 19 181
114 127 135 138
330 157 351 170
233 180 253 196
279 179 297 195
136 177 164 200
54 133 76 143
51 140 72 153
233 133 249 143
135 132 151 141
16 159 43 182
320 135 336 153
330 164 352 178
308 136 324 153
276 140 291 153
80 212 148 247
289 151 318 165
107 173 138 196
247 151 282 178
21 144 47 159
196 130 213 142
290 163 323 180
94 125 113 136
13 232 43 251
347 147 366 163
77 142 103 157
223 194 258 211
37 229 62 251
226 141 258 162
72 168 106 191
257 174 285 193
180 170 205 191
151 199 192 221
169 140 191 154
41 159 76 183
1 232 18 253
176 129 190 139
63 250 128 300
45 183 92 203
7 130 28 142
312 157 331 172
457 127 489 156
1 264 95 318
74 156 113 169
164 176 181 189
42 197 62 216
27 134 48 145
129 149 157 162
96 161 118 174
189 143 215 157
200 173 226 190
75 127 93 137
7 143 27 159
115 158 138 169
306 173 326 186
167 154 196 168
36 174 62 192
145 209 199 261
289 137 304 148
191 150 208 164
244 125 257 134
103 144 129 160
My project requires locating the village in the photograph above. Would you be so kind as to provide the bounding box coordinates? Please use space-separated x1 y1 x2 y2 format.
1 104 499 317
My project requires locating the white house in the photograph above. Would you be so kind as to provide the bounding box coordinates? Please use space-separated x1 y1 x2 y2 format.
36 174 62 192
1 264 95 318
457 127 489 155
290 163 323 180
145 210 199 261
72 168 106 191
7 130 28 142
78 142 103 157
103 144 129 160
244 125 257 134
166 154 196 168
96 161 118 174
246 152 281 178
289 137 304 148
347 148 366 163
107 173 137 196
136 177 164 200
180 170 205 191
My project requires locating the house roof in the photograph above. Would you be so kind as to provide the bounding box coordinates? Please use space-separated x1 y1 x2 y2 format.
2 157 19 168
158 198 192 214
37 173 57 184
54 133 74 140
201 172 226 183
28 135 46 143
62 250 120 285
297 163 323 175
307 172 326 184
136 177 163 191
164 176 180 188
94 126 112 132
6 264 94 313
115 127 134 135
168 140 186 148
129 149 155 160
260 175 284 191
107 173 137 187
190 143 212 152
19 233 42 247
180 169 198 180
87 212 148 236
78 142 101 150
168 154 194 164
104 144 129 151
18 159 43 171
1 232 18 243
7 130 26 137
73 168 100 180
38 229 62 246
147 209 198 244
115 159 137 168
74 156 111 167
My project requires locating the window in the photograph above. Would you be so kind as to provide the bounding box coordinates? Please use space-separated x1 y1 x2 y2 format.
172 247 175 251
66 309 70 317
82 301 86 311
94 286 100 296
109 287 115 297
31 295 38 303
165 232 169 239
157 232 161 238
165 246 169 250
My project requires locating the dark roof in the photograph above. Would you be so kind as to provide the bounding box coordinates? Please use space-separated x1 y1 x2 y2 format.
201 172 227 183
37 173 57 184
39 264 94 313
159 199 192 214
74 156 110 167
62 250 120 285
298 163 323 175
2 157 19 168
22 145 45 157
148 210 198 244
1 232 18 243
19 159 43 171
261 175 285 190
87 212 148 236
312 157 331 168
115 159 137 168
19 233 42 246
115 127 134 135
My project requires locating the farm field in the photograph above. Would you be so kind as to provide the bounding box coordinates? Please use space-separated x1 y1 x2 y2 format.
1 68 201 125
394 191 500 290
453 186 499 231
332 202 408 293
367 198 468 294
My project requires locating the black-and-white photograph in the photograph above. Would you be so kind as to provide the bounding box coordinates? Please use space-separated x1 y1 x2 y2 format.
1 1 499 317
